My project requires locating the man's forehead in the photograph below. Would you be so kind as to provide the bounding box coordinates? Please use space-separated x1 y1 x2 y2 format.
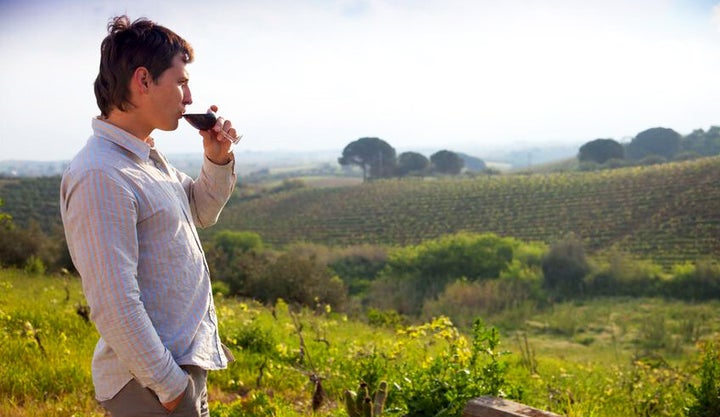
169 54 189 76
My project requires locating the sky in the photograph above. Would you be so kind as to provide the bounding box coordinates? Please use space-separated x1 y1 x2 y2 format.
1 0 720 161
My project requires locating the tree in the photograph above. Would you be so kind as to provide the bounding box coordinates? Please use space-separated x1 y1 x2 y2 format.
578 138 624 164
626 127 681 160
397 152 430 177
457 153 486 172
338 137 397 181
682 126 720 157
430 150 464 175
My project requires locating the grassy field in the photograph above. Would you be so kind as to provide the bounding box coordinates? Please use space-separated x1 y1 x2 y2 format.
2 269 717 416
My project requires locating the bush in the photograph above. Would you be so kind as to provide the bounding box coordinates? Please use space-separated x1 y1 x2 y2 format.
328 245 388 297
23 256 46 276
687 337 720 417
208 250 270 298
247 252 347 311
379 232 520 314
667 260 720 300
586 251 665 297
422 275 540 329
395 318 517 416
366 307 405 328
213 230 264 256
367 275 419 316
541 233 590 300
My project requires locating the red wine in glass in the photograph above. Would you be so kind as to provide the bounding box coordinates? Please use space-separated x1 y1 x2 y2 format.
183 112 242 144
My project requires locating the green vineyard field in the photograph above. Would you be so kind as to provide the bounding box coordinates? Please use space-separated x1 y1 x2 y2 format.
2 156 719 266
214 156 720 265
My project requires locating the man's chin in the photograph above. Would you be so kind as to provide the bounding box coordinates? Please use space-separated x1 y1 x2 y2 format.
158 121 180 132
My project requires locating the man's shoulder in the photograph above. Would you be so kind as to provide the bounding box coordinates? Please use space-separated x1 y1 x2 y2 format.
66 137 140 174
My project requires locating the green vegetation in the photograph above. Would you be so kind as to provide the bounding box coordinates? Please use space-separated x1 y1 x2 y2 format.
2 145 719 415
2 269 719 416
2 157 718 269
213 157 720 267
0 177 61 233
578 125 720 170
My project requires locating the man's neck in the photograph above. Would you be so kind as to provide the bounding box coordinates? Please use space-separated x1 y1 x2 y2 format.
103 111 153 141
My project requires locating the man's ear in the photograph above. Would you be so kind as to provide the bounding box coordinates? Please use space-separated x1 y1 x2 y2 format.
132 67 152 93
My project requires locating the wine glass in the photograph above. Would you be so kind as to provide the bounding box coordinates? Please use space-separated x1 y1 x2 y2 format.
183 112 242 144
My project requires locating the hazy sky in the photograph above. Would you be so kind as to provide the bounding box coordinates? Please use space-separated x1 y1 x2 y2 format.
1 0 720 161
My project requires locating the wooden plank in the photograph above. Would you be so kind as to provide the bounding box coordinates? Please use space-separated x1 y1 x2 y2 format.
463 396 564 417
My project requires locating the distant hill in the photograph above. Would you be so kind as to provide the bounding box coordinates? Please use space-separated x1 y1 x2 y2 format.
0 149 343 178
0 176 61 233
212 157 720 266
0 144 577 177
2 157 719 267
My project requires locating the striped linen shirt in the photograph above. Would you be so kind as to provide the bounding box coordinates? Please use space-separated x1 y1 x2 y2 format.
60 118 236 403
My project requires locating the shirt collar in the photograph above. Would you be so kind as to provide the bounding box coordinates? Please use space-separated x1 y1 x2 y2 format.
91 117 154 162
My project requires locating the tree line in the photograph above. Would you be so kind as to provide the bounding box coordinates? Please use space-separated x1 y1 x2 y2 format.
337 125 720 181
337 137 490 181
578 126 720 169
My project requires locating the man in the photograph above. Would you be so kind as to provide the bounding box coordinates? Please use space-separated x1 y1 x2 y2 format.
60 15 238 416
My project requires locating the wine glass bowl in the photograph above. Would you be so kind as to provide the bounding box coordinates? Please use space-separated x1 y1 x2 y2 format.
183 113 218 131
183 112 242 144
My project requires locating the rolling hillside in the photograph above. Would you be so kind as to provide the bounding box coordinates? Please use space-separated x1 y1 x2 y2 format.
214 157 720 265
2 157 719 266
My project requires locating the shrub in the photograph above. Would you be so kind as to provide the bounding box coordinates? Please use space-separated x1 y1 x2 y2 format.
395 317 517 416
422 275 539 329
248 252 347 311
208 250 270 297
328 245 388 297
211 280 231 297
542 233 590 300
586 250 665 297
667 260 720 300
367 275 419 316
366 308 405 328
0 221 56 272
213 230 264 256
23 256 46 276
380 232 520 314
687 337 720 417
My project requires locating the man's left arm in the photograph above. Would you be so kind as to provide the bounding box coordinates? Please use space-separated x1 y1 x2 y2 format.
180 155 236 228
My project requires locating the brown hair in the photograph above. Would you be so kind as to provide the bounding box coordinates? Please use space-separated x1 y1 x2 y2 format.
94 16 194 117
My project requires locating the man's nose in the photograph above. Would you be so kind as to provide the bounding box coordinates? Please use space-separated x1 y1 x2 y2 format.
183 87 193 105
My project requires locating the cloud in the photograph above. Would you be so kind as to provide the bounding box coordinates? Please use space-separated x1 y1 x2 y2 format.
713 3 720 29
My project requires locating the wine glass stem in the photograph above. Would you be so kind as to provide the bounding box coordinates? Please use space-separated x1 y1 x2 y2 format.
218 130 242 144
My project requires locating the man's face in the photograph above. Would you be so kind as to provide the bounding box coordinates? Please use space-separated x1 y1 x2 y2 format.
147 53 193 132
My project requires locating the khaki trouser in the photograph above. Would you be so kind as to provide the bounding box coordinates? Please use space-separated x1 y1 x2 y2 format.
100 365 208 417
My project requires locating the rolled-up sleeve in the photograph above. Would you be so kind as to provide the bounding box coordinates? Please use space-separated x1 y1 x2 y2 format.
181 155 236 228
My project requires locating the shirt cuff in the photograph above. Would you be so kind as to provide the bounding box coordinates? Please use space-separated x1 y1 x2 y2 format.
202 155 236 185
154 365 189 404
205 152 235 170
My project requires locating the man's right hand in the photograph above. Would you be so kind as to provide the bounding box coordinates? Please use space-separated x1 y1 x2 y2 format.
162 390 185 411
